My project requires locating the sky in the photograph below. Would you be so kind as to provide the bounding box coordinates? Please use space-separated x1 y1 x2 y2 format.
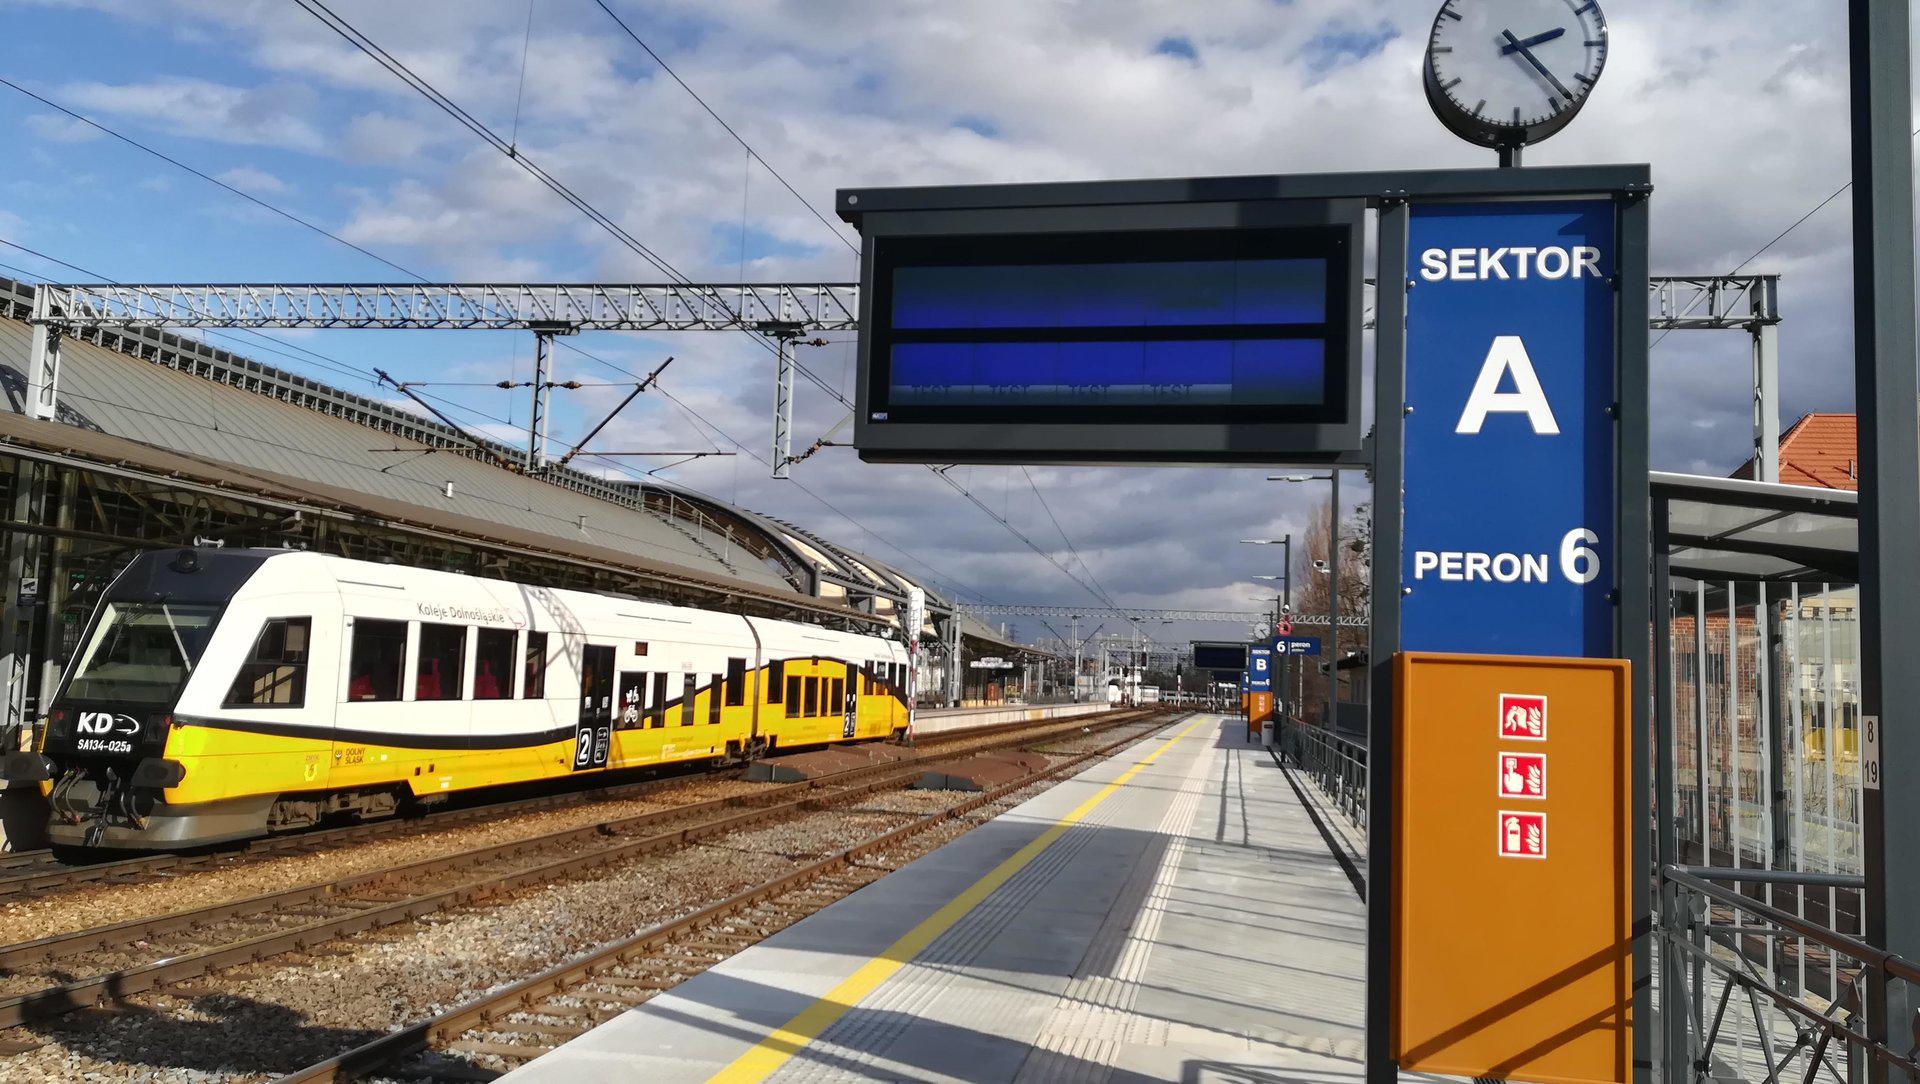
0 0 1879 651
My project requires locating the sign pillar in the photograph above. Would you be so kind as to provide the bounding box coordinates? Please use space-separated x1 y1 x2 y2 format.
1373 181 1650 1084
1245 644 1274 739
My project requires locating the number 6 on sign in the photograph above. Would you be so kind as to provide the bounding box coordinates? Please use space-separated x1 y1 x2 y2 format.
1559 528 1600 585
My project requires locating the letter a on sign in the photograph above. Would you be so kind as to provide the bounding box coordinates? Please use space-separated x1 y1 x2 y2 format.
1455 336 1560 435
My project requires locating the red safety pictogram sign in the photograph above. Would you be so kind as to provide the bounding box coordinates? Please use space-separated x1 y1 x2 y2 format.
1497 810 1547 859
1497 752 1547 800
1276 618 1294 636
1498 693 1547 741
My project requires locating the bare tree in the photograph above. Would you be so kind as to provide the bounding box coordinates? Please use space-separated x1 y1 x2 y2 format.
1287 499 1371 726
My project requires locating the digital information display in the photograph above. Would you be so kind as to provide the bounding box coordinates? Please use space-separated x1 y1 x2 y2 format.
840 188 1365 465
877 231 1337 417
1192 642 1249 672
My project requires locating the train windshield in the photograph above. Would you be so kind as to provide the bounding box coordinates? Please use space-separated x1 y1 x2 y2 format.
64 601 222 706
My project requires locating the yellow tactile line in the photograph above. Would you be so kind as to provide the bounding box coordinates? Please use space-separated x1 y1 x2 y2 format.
706 715 1210 1084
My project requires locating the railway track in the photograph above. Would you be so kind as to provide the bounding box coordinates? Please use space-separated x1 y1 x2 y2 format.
0 708 1162 1035
272 711 1189 1082
0 708 1114 900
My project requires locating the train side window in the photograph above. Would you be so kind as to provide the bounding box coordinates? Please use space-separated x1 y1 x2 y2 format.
618 671 646 729
829 677 844 713
416 623 466 701
725 658 746 707
474 628 515 701
708 674 723 724
649 671 667 727
785 675 802 718
768 660 785 703
680 673 697 726
346 618 407 702
522 631 548 699
803 676 819 717
225 617 311 708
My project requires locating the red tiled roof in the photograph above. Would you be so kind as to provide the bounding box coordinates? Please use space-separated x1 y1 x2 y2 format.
1730 413 1858 491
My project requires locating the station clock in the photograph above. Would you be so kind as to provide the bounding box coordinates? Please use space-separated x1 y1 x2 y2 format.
1423 0 1609 161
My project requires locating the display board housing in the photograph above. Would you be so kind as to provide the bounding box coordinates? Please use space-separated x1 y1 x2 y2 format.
840 190 1365 464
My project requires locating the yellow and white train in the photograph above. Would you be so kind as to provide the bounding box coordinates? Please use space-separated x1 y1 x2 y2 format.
4 547 913 850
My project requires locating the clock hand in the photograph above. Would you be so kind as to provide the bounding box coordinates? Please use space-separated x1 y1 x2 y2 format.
1499 26 1566 54
1500 29 1576 101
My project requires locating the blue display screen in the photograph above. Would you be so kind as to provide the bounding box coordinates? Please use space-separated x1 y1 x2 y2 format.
869 228 1345 420
891 260 1327 329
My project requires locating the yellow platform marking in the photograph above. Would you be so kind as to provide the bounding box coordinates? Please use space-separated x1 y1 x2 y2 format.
707 715 1210 1083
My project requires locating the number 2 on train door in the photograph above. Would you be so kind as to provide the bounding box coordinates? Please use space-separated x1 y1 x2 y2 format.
575 644 614 770
843 662 859 739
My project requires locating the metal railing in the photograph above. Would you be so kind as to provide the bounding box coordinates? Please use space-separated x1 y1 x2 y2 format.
1660 864 1916 1082
1279 716 1369 833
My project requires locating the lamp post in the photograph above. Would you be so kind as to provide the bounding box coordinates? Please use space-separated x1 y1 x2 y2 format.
1272 473 1345 730
1244 534 1293 715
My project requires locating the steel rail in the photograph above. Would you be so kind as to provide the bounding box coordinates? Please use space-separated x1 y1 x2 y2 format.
0 767 739 899
270 712 1189 1082
1664 865 1920 984
0 709 1106 899
0 710 1162 1028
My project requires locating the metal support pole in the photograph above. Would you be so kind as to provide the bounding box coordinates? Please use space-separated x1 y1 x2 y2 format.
25 324 61 422
528 331 555 471
1070 616 1081 701
1848 2 1920 1074
947 616 962 708
1283 536 1293 717
0 461 48 753
1751 281 1781 483
1617 187 1655 1084
1653 504 1691 1083
772 334 795 480
1328 469 1341 731
1365 198 1409 1084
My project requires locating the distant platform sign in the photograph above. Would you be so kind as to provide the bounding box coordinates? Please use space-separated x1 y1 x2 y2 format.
838 184 1365 464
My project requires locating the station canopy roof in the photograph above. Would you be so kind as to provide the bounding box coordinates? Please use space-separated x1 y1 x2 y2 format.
0 277 1016 641
1653 471 1857 584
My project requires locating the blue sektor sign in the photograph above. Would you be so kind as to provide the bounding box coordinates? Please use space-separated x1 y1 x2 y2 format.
1245 645 1273 693
1401 201 1617 657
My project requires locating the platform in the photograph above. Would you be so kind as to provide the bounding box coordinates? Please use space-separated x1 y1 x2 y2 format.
502 714 1391 1083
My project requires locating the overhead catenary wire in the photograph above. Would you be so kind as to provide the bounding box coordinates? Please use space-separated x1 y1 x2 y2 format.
0 77 423 281
591 0 860 257
292 0 690 283
0 103 962 605
1651 123 1920 351
16 9 1050 617
292 0 1075 606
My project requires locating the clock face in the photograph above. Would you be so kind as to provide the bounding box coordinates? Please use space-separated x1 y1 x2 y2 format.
1424 0 1609 148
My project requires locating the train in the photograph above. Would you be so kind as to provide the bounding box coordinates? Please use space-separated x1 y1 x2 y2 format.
2 547 913 851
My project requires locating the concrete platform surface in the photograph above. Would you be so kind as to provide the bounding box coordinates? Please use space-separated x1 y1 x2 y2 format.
502 714 1388 1083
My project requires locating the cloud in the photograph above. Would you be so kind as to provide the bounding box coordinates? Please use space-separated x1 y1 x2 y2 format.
58 76 326 151
213 165 290 194
22 113 102 143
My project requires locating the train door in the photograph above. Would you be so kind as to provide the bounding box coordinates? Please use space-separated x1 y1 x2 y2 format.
573 644 614 770
842 661 859 739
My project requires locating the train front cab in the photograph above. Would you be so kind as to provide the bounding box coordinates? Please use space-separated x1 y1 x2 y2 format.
1 548 335 849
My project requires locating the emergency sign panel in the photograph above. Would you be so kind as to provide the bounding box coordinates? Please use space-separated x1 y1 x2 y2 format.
1393 652 1632 1084
1401 201 1617 657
